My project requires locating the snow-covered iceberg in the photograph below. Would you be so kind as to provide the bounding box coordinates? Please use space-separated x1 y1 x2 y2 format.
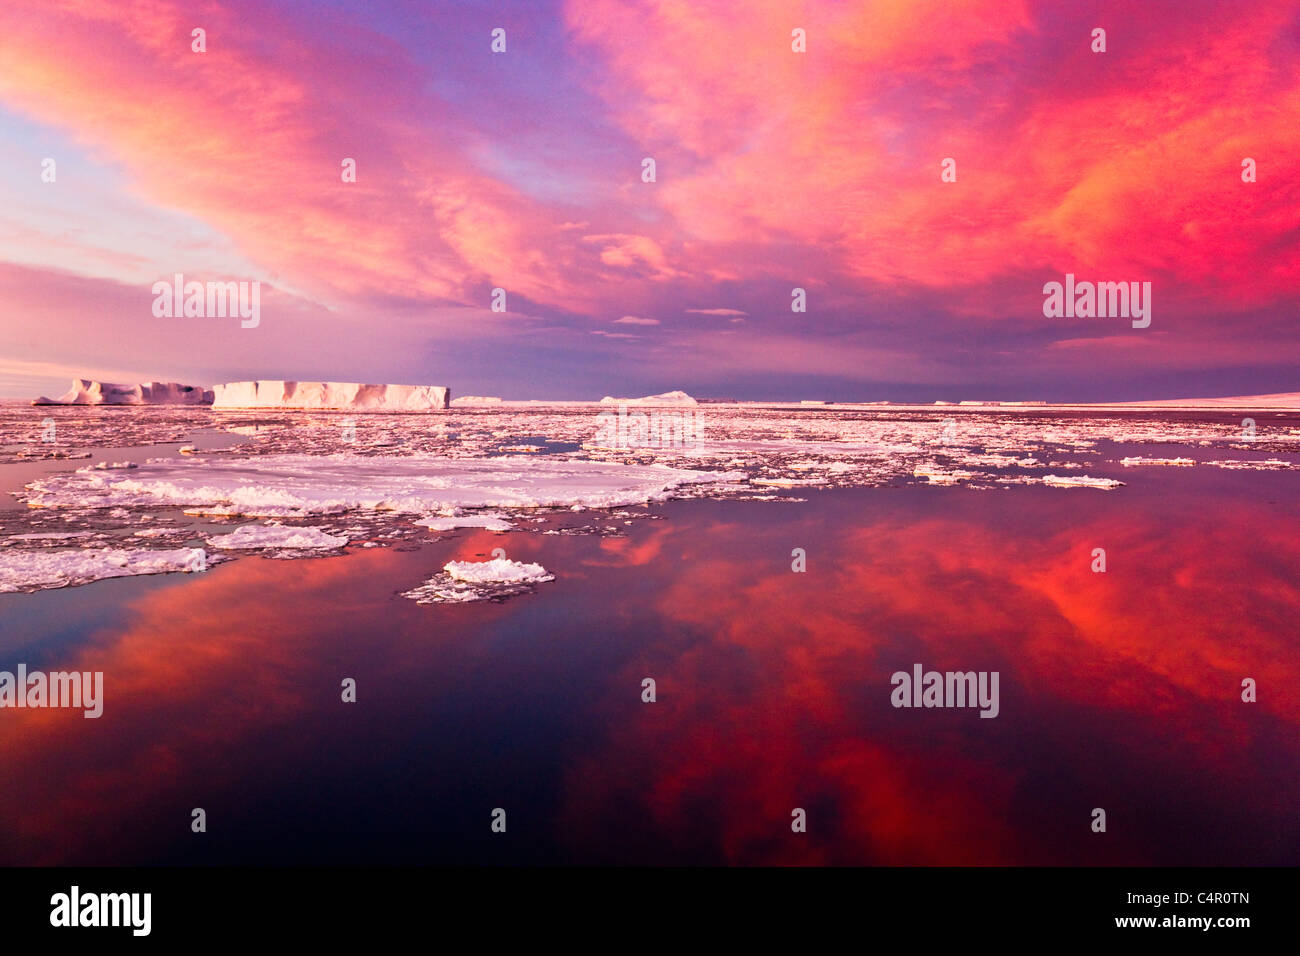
599 390 697 405
212 381 449 411
451 396 503 405
33 379 214 406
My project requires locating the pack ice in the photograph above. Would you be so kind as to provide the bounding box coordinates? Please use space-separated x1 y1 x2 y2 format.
24 453 735 515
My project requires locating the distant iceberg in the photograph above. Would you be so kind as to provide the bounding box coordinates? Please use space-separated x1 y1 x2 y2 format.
599 390 697 405
212 380 450 411
33 379 214 406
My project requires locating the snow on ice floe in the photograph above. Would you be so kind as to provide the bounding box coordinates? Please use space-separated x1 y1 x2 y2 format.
401 558 554 604
0 547 206 593
751 476 823 487
415 514 514 532
208 524 349 550
6 531 94 541
0 448 92 464
24 453 736 515
913 466 975 485
1037 474 1124 489
445 558 553 584
1120 456 1195 467
1204 458 1293 470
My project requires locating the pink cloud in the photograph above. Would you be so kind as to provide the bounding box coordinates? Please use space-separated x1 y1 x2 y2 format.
565 0 1300 308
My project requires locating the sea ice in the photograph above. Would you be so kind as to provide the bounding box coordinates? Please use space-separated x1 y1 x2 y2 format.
25 453 735 515
415 514 514 532
444 558 553 584
6 531 94 541
207 524 349 550
1204 459 1292 470
0 547 207 593
401 557 554 604
5 401 1297 597
1039 475 1124 489
1120 457 1195 466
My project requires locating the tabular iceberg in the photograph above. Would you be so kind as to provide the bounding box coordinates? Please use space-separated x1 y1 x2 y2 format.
33 380 214 406
599 390 697 405
212 381 450 411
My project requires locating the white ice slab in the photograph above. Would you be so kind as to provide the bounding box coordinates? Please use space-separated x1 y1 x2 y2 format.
25 453 736 516
0 547 207 592
415 514 514 532
444 558 552 584
207 524 349 550
401 557 555 604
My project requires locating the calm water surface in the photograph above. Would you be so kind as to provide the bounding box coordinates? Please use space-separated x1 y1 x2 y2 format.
1 437 1297 865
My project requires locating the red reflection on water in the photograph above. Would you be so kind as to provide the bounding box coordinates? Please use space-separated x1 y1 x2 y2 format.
559 500 1300 864
0 548 409 863
2 497 1296 865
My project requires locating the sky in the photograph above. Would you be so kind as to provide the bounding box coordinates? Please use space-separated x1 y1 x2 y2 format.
0 0 1298 402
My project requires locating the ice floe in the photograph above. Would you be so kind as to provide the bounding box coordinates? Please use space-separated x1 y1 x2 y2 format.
415 514 514 532
1204 458 1292 470
24 453 735 515
913 466 975 485
401 558 554 604
1038 475 1124 489
0 547 207 593
207 524 349 550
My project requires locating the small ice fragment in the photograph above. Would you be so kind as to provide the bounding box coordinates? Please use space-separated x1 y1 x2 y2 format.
208 524 348 550
1040 474 1124 489
1119 457 1194 467
443 558 553 584
415 514 513 532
